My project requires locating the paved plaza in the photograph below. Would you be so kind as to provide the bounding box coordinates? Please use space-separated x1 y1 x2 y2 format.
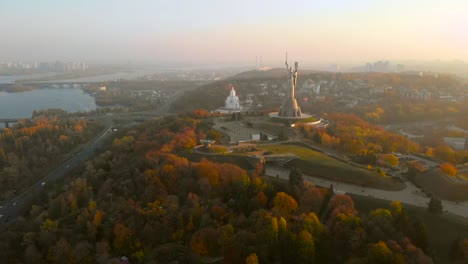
212 121 275 143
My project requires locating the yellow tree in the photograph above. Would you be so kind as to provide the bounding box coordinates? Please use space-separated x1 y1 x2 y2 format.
113 222 133 254
41 218 58 232
390 201 403 216
368 241 394 264
435 145 456 162
273 192 298 216
245 253 259 264
191 233 208 256
297 230 315 263
217 224 235 249
302 212 324 241
378 154 399 167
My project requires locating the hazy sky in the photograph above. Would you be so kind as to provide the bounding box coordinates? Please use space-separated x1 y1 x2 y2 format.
1 0 467 66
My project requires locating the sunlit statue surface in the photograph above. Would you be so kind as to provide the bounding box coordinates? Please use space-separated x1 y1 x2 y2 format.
279 53 302 117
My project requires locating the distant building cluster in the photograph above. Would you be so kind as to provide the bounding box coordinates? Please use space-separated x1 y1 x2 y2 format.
301 79 321 95
402 89 432 101
0 61 88 72
364 61 406 73
330 64 342 72
365 61 392 72
201 68 466 116
395 64 405 72
398 82 466 102
443 137 468 151
0 61 36 70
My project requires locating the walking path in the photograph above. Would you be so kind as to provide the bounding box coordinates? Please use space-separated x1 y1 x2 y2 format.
266 166 468 218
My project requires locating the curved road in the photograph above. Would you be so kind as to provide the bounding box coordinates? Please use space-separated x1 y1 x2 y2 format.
207 124 468 219
267 167 468 219
309 175 468 218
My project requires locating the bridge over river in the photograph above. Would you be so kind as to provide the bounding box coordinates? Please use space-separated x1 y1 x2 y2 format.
19 81 97 88
0 119 20 128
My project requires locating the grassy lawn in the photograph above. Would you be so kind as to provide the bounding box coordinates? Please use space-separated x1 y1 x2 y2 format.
415 169 468 201
197 145 228 154
259 144 331 161
182 152 255 171
258 144 405 190
294 116 319 124
351 194 468 263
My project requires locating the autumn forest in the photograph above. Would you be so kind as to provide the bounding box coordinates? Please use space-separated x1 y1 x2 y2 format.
0 113 466 263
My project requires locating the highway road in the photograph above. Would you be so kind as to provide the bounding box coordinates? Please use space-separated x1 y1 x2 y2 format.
0 124 114 226
0 90 183 226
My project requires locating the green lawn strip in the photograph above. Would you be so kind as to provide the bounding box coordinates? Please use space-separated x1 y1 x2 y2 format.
414 169 468 201
350 194 468 264
258 144 404 190
197 145 228 154
293 116 319 124
182 151 255 171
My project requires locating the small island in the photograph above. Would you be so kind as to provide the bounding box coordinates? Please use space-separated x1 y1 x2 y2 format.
0 83 37 93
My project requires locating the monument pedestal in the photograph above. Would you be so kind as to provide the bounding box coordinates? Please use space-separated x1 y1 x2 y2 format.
279 97 302 117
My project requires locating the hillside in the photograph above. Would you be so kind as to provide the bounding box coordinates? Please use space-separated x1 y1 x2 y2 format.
414 168 468 201
0 115 450 263
170 73 285 113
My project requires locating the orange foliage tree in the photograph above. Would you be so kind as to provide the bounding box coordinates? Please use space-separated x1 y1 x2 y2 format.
377 154 399 167
440 163 457 176
192 109 211 119
435 145 456 163
304 113 419 155
198 158 220 186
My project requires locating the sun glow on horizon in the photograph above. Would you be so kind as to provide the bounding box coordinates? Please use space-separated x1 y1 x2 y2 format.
0 0 467 65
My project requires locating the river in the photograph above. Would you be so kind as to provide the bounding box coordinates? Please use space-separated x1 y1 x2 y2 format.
0 67 173 84
0 68 167 128
0 73 59 84
0 88 96 121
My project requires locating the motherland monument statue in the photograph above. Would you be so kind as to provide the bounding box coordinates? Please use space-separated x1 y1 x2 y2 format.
279 53 302 117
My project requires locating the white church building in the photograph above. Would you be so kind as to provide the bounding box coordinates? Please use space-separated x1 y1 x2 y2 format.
225 87 240 109
215 87 242 113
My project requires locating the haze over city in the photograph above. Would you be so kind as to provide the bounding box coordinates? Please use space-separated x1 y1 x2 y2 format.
1 0 468 66
1 1 468 263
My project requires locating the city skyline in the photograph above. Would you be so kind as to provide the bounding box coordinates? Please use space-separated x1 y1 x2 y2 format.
1 0 467 66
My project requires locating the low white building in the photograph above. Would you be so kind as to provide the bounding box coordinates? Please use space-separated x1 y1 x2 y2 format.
443 137 467 150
